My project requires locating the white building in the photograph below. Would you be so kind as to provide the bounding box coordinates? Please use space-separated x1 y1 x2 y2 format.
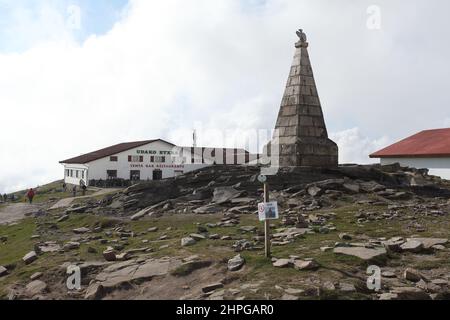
60 139 252 186
370 128 450 180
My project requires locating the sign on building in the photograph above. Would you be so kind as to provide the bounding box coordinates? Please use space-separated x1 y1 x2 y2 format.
258 201 279 221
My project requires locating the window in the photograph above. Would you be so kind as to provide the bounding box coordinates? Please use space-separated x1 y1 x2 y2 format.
76 170 79 178
110 156 118 162
128 155 143 162
70 170 73 177
172 157 186 164
150 156 166 163
81 171 85 179
107 170 117 179
66 169 70 177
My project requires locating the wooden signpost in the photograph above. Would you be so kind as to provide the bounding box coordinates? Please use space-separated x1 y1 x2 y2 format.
257 175 279 258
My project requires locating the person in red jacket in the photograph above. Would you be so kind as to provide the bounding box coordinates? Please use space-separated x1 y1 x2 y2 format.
26 188 35 204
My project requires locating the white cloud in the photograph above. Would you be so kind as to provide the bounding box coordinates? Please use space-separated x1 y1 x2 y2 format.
1 0 450 193
330 128 391 165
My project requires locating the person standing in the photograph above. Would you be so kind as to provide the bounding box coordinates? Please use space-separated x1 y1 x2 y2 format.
62 182 67 193
72 186 77 197
26 188 35 204
81 184 87 196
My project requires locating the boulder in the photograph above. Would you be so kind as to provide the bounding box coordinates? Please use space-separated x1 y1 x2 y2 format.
383 238 405 252
339 282 356 292
202 283 224 293
102 248 117 262
390 287 431 300
343 182 360 194
307 186 322 197
400 240 424 253
228 254 245 271
432 245 446 251
0 266 8 277
23 251 38 265
407 238 448 249
239 226 257 233
25 280 48 297
381 271 396 278
339 233 352 241
273 259 291 268
379 292 399 300
189 234 206 241
63 242 80 251
130 210 148 221
66 206 88 214
212 187 242 204
403 268 423 282
38 242 61 253
284 288 305 295
181 237 196 247
194 204 223 214
30 272 43 281
57 215 69 223
94 258 178 290
172 260 212 276
333 247 387 261
293 260 319 271
116 252 131 261
85 283 105 300
73 227 90 234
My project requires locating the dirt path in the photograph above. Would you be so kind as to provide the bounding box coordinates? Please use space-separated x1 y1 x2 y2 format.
0 203 42 225
0 189 122 225
49 188 122 210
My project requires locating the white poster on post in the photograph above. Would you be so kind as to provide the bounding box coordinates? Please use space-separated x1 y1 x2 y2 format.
258 201 279 221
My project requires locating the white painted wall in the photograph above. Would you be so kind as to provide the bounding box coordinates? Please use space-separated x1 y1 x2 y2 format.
63 140 211 185
380 157 450 179
63 164 88 186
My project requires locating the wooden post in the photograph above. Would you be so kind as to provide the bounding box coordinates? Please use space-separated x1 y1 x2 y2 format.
264 182 271 258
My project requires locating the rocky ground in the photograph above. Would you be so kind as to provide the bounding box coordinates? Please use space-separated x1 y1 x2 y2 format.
1 163 450 300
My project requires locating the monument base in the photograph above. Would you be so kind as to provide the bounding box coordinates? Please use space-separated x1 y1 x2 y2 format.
264 137 338 168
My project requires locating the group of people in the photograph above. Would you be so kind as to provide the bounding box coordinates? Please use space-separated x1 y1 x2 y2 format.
1 181 89 205
20 181 88 205
66 182 87 197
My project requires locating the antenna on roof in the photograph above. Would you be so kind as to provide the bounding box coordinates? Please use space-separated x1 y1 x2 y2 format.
193 129 197 148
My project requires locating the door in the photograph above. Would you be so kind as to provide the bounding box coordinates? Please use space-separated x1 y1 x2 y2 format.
152 169 163 181
130 170 141 181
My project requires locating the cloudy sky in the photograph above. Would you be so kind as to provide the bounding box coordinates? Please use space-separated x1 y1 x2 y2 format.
1 0 449 193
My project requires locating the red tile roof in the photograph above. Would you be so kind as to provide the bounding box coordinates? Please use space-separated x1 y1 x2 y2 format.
370 128 450 158
60 139 175 164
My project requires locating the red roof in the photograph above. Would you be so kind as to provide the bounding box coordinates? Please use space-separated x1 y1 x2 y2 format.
370 128 450 158
60 139 175 164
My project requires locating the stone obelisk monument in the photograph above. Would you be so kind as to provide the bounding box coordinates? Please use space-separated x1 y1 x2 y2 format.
268 29 338 167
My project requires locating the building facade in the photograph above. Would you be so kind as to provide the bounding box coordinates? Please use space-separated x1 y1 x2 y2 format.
60 139 251 186
370 128 450 179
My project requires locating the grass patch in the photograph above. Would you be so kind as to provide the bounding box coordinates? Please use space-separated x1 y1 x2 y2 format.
0 218 37 266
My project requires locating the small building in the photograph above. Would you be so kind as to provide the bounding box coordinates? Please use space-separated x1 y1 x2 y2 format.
60 139 252 186
370 128 450 179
